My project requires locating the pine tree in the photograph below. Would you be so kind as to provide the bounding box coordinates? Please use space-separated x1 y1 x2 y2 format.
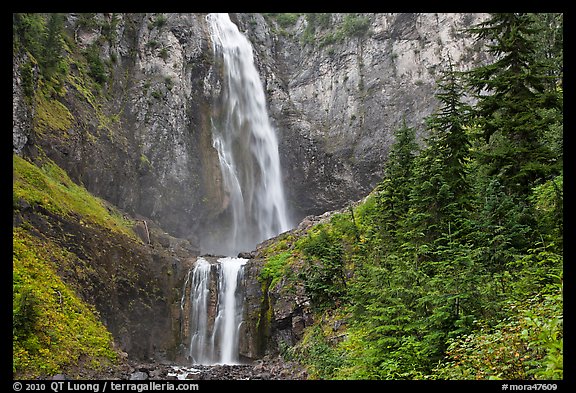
41 13 67 83
425 59 473 204
530 13 563 89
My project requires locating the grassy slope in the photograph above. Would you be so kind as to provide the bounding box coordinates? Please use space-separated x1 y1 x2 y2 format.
12 154 139 378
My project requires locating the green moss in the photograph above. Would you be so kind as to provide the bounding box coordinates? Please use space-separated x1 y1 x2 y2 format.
66 57 123 144
259 251 292 289
139 153 151 168
13 227 118 378
13 154 137 241
33 89 74 134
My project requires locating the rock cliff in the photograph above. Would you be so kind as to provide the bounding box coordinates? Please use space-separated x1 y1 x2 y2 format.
236 13 488 215
14 12 489 251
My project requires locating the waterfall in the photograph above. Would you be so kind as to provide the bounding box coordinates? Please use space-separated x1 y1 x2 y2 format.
212 257 247 364
188 258 212 364
187 257 247 365
183 13 292 366
203 12 292 256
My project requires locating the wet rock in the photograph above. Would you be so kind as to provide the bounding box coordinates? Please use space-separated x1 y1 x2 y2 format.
149 368 166 379
129 371 149 380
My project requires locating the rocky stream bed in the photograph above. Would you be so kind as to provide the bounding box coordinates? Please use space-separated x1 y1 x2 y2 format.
49 356 308 381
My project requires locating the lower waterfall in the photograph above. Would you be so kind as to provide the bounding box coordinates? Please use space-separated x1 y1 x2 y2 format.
184 257 247 365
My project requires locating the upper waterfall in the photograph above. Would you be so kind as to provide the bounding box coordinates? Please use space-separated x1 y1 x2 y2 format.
203 13 292 256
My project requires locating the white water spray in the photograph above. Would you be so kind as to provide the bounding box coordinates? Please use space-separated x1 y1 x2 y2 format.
204 12 291 255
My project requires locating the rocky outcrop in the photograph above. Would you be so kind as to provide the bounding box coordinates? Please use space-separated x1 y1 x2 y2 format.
12 52 35 155
239 208 351 359
14 13 225 248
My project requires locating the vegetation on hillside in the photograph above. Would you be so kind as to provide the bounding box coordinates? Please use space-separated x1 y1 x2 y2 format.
13 228 119 378
12 13 133 379
260 13 563 380
13 153 143 378
13 155 137 240
262 13 371 46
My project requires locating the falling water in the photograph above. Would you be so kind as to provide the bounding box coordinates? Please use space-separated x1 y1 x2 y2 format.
212 257 247 364
188 258 212 364
184 13 292 367
187 257 247 365
203 12 292 255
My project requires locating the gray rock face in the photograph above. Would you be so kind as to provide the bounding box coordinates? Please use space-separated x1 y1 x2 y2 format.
237 13 489 216
12 53 34 155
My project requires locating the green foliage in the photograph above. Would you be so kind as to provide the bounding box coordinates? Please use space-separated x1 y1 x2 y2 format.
264 13 302 28
529 174 563 248
13 154 137 241
341 14 371 37
301 13 370 46
13 13 45 56
149 14 167 30
20 60 36 99
259 251 292 289
298 224 347 309
13 287 40 339
434 285 562 380
13 228 118 378
14 13 69 93
42 14 66 78
84 44 108 85
287 323 346 379
375 120 418 245
464 13 562 196
14 12 126 150
468 178 533 274
32 83 74 134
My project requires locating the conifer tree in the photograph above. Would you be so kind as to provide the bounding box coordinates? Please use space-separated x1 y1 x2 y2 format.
402 60 473 252
425 59 472 205
375 120 418 246
42 13 66 79
464 13 562 196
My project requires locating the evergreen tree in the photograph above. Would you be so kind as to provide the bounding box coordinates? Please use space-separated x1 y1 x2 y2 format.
13 13 69 94
41 13 66 77
401 61 473 252
375 120 419 246
464 13 562 196
13 13 45 58
530 13 563 89
425 59 473 204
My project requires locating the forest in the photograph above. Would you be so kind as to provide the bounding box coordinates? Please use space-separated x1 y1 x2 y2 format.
257 13 564 380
